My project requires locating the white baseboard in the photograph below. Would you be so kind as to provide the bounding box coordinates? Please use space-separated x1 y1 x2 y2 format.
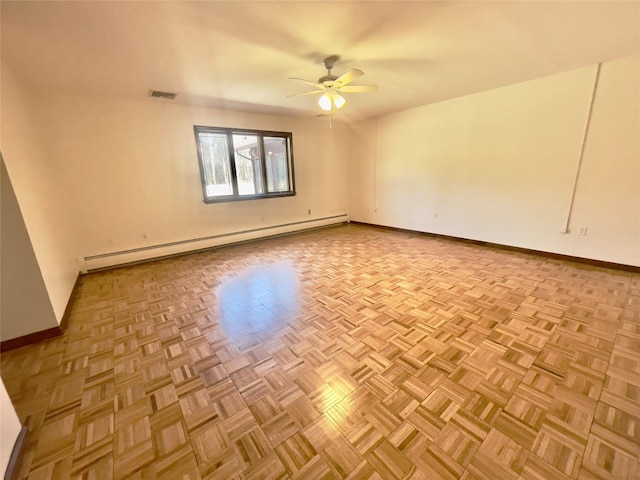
82 214 349 272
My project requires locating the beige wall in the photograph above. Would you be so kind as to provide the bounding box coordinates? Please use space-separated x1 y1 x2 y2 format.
31 93 349 267
1 157 58 340
349 56 640 266
0 63 78 324
567 57 640 263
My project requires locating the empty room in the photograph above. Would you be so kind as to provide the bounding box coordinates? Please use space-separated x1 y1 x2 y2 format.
1 1 639 479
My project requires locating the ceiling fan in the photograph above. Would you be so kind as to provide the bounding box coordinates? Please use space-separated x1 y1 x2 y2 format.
288 55 377 112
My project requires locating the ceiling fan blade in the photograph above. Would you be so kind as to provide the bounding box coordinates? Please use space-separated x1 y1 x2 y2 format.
339 85 378 93
334 68 364 87
286 90 324 98
289 77 323 88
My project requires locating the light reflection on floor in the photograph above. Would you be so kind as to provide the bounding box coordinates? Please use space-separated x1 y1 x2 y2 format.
217 261 299 340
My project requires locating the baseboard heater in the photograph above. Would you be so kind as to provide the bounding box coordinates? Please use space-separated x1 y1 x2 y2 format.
83 214 349 272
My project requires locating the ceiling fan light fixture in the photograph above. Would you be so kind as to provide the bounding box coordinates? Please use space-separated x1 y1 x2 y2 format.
332 92 346 109
319 92 332 111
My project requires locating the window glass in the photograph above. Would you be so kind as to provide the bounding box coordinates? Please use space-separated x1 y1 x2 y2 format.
198 132 233 197
233 134 264 196
264 137 290 193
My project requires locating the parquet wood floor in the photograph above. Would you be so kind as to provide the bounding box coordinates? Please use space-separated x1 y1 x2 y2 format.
2 224 639 480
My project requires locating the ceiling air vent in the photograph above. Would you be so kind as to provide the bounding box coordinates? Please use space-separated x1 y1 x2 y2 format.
149 89 177 100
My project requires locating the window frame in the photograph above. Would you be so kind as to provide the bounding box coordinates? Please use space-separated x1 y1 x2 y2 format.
194 125 296 204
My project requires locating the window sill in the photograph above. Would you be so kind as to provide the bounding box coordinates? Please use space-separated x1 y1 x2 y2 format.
203 192 296 204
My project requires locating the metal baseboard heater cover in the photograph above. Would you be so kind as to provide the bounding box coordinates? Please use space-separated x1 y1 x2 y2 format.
82 214 349 272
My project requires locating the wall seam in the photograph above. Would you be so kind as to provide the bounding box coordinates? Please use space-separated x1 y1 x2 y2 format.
563 63 602 232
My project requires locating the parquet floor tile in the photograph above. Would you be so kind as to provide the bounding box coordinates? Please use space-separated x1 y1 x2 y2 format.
2 224 639 479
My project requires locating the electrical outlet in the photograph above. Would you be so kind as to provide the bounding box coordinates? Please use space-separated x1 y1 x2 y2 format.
308 209 311 215
578 226 588 236
142 233 148 239
433 212 438 220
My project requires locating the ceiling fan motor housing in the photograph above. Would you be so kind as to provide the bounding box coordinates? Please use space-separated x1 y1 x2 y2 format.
319 55 340 84
322 55 339 70
318 74 338 84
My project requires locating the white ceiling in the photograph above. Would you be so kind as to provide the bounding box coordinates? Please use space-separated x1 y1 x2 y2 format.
2 1 639 120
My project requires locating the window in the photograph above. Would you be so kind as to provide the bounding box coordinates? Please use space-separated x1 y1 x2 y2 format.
194 126 295 203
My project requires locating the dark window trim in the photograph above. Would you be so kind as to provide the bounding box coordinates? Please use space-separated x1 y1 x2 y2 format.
194 125 296 204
